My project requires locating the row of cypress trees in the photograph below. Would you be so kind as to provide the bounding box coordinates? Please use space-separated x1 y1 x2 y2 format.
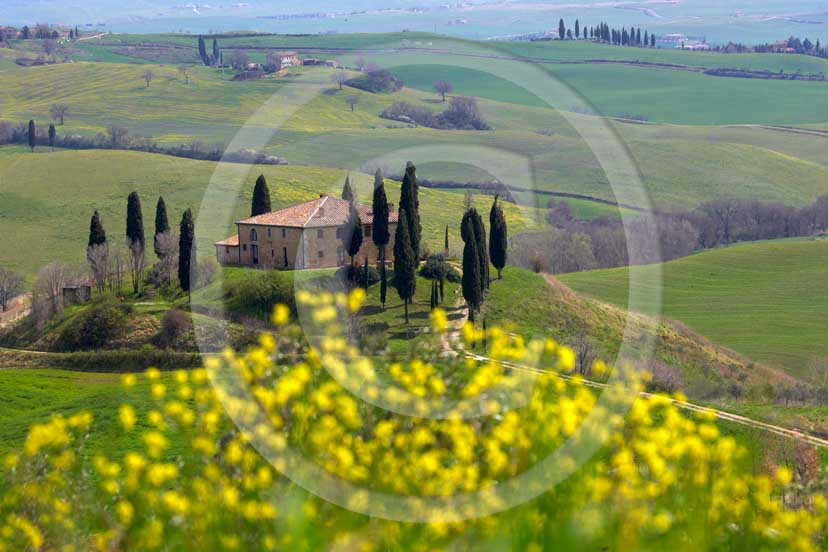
25 120 58 152
197 36 221 67
87 194 195 296
461 196 508 320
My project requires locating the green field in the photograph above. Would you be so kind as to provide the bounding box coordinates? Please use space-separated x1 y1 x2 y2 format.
0 147 539 279
560 238 828 381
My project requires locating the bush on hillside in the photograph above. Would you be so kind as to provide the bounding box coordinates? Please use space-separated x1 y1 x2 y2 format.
227 270 296 319
346 68 402 93
381 96 490 130
419 254 461 283
154 309 193 349
336 264 381 286
55 301 130 351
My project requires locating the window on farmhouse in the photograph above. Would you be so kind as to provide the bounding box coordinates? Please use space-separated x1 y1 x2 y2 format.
250 228 258 242
318 250 324 258
317 229 324 239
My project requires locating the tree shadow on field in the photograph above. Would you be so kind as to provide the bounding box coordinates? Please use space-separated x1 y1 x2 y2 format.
323 88 342 96
422 98 445 104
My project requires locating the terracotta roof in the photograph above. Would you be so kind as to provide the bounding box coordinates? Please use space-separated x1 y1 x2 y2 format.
214 235 240 246
236 195 399 229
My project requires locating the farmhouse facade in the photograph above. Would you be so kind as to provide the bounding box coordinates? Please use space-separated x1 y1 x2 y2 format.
214 195 398 270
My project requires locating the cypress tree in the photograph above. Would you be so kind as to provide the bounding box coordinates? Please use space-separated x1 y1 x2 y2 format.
461 214 482 319
27 120 35 152
444 225 449 255
178 209 195 294
644 31 649 47
363 255 369 290
472 209 489 291
251 174 271 216
393 209 417 323
380 261 387 309
575 20 580 39
342 202 363 266
438 264 445 303
212 39 220 66
651 33 656 47
198 36 209 66
399 161 421 258
430 279 437 310
88 210 107 248
636 28 641 45
489 196 507 279
48 124 56 149
126 192 145 249
341 174 355 202
558 19 566 40
154 196 170 258
371 168 390 264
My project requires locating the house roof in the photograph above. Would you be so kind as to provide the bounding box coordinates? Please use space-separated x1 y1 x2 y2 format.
214 235 240 246
236 195 398 229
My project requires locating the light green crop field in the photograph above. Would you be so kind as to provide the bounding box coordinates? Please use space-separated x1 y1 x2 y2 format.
0 147 540 279
559 238 828 382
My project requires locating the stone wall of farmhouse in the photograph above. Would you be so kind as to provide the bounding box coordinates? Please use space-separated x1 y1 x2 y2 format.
231 221 398 270
216 245 240 265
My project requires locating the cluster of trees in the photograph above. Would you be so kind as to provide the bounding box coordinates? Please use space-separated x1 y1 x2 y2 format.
0 268 24 312
197 36 221 66
0 117 285 165
460 196 508 321
556 19 656 47
84 194 198 304
346 67 403 93
753 36 828 58
380 96 490 130
512 195 828 275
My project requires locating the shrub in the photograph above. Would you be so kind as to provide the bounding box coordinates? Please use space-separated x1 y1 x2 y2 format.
56 301 129 351
419 254 461 283
346 68 402 93
197 257 219 288
228 270 295 319
154 309 192 349
336 264 380 286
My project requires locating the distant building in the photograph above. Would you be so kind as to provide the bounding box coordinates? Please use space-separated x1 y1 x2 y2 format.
62 285 91 305
0 26 18 41
215 194 398 270
267 51 300 71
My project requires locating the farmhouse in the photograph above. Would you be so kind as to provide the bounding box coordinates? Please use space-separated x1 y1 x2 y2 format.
267 51 300 70
214 194 398 270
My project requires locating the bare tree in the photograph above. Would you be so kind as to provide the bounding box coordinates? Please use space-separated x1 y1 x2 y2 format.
126 238 145 294
433 79 453 101
107 126 129 148
354 57 367 71
108 243 125 295
0 268 24 312
153 231 179 286
345 95 360 112
86 243 110 294
49 103 70 125
143 70 154 88
32 262 71 326
177 65 190 84
228 51 249 71
332 70 348 90
42 39 57 60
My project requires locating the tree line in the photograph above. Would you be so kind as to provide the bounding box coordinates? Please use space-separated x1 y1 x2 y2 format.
511 195 828 274
554 18 656 48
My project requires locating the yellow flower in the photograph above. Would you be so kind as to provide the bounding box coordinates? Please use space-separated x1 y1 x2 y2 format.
145 367 161 381
115 501 134 527
431 308 448 332
272 304 291 325
119 404 136 431
557 346 576 372
348 288 366 313
121 373 137 388
775 467 793 486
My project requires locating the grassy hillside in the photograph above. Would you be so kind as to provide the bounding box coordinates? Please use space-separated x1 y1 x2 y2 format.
560 238 828 382
0 147 539 278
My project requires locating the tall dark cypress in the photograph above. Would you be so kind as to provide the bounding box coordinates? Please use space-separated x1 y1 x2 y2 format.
399 161 421 258
179 208 195 293
371 169 390 264
393 209 417 323
461 214 482 318
575 20 580 39
154 196 170 258
489 196 508 279
341 174 355 202
126 192 145 249
380 261 388 309
444 225 449 255
48 124 56 149
88 210 107 248
212 39 220 66
472 209 489 291
363 256 369 290
198 36 209 66
558 19 566 40
342 202 363 266
27 120 35 152
251 174 272 217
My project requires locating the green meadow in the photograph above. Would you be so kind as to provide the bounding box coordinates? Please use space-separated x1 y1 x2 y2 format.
559 238 828 382
0 147 540 279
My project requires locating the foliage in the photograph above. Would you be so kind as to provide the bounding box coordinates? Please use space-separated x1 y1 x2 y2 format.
0 267 24 311
153 197 169 259
335 264 380 286
399 161 421 258
341 202 363 264
153 309 192 349
55 300 130 351
380 97 490 130
226 269 295 319
341 174 355 202
393 209 417 322
178 209 195 293
461 213 482 314
371 169 390 258
346 68 402 93
0 293 824 551
419 254 461 283
251 174 271 217
88 210 107 248
489 196 508 278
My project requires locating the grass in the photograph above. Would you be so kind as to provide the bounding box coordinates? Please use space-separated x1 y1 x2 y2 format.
0 147 540 279
560 238 828 382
